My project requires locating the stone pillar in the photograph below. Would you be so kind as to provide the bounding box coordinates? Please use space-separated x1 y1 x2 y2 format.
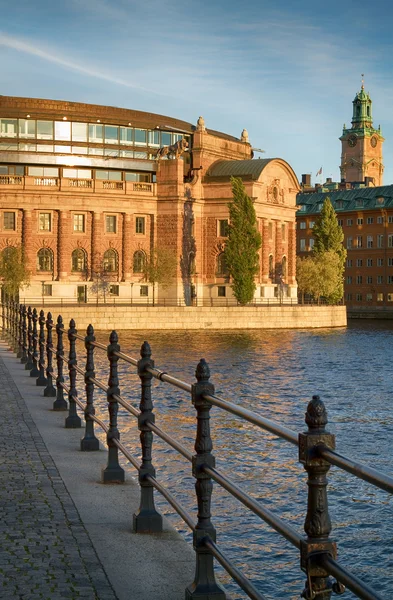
22 210 34 273
262 220 270 283
91 212 102 277
122 213 132 282
287 222 296 284
58 210 70 281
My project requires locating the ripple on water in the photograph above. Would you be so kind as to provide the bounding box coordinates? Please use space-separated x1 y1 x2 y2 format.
76 322 393 600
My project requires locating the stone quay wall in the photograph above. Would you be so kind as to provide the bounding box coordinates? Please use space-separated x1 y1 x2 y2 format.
30 305 347 330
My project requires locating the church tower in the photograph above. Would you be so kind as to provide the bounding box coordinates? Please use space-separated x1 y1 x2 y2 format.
340 83 384 186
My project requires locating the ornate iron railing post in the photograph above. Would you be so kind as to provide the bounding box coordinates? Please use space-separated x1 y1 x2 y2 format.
25 306 34 370
1 292 5 338
3 297 9 341
133 341 162 532
44 312 56 397
102 331 125 483
186 359 226 600
8 300 13 347
81 324 99 450
65 319 82 428
299 395 337 600
53 315 67 411
30 308 40 377
13 301 19 352
36 310 47 386
16 303 23 357
20 304 28 364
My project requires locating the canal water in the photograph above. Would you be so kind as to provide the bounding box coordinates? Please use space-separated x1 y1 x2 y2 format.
85 321 393 600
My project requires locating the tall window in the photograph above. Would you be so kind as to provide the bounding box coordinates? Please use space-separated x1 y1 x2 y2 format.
71 248 87 272
269 254 274 279
37 248 53 272
105 215 117 233
133 250 146 273
218 219 229 237
136 216 145 234
73 214 85 232
39 213 51 231
216 253 229 277
3 212 15 231
103 249 117 272
281 256 287 278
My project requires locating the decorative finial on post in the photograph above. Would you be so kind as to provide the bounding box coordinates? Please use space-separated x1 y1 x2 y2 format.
53 315 67 411
30 308 40 377
36 310 47 386
65 318 82 428
81 324 99 450
196 116 206 132
305 395 327 431
44 312 56 397
25 307 34 371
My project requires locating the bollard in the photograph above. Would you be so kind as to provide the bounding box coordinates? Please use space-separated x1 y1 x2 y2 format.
36 310 47 386
25 307 34 370
20 305 28 364
102 331 125 483
65 319 82 428
53 315 67 411
44 312 56 397
30 308 40 377
80 324 99 450
299 395 336 600
186 359 226 600
133 341 162 532
16 304 23 357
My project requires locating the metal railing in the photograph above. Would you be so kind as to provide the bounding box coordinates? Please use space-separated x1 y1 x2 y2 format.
1 298 391 600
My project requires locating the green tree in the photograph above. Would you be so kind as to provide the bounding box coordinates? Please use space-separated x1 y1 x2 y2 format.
144 247 178 305
297 252 342 304
296 255 318 304
0 245 30 299
225 177 262 305
311 197 346 303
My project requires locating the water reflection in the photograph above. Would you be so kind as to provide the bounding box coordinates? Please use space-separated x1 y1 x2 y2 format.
73 322 393 599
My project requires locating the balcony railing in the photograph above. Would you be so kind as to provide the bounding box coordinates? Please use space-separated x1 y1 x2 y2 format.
0 175 156 195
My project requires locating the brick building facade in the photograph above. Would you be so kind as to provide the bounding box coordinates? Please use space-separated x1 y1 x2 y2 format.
0 96 299 304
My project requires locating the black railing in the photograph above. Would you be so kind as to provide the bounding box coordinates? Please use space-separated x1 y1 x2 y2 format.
1 299 391 600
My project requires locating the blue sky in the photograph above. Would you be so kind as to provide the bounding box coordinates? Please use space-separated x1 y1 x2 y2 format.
1 0 393 185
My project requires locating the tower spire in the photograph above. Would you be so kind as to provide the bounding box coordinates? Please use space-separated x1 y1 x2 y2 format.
361 73 364 90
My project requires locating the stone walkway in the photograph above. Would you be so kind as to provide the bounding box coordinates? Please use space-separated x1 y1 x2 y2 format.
0 354 118 600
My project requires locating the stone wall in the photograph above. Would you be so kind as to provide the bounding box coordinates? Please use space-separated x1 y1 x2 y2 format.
30 305 347 331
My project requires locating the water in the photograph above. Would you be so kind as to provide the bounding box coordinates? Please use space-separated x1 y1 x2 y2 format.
77 321 393 599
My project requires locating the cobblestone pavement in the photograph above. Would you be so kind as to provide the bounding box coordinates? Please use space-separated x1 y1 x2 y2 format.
0 355 118 600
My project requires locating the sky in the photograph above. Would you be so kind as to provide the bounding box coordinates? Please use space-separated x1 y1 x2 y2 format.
1 0 393 184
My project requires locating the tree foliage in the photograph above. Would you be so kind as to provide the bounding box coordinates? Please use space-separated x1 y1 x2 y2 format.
297 252 342 303
145 247 178 305
225 177 262 305
0 245 30 299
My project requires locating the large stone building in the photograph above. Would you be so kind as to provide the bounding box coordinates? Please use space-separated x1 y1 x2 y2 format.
297 85 393 308
0 96 299 305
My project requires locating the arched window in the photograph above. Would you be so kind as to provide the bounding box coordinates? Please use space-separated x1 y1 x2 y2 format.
2 246 15 263
71 248 87 272
37 248 53 272
133 250 146 273
282 256 287 278
367 106 370 117
103 249 118 272
216 252 229 276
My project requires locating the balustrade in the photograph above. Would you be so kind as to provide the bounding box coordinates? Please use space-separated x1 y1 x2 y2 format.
0 297 390 600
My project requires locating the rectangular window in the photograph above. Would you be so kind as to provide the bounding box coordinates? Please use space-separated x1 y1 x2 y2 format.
18 119 36 138
377 275 383 284
120 127 133 145
37 120 53 140
388 276 393 284
367 217 374 224
346 259 352 267
43 284 52 296
218 219 229 237
377 293 383 301
39 213 51 231
140 285 148 297
377 234 384 248
347 293 352 301
161 132 171 146
95 170 122 181
366 293 373 301
104 125 119 144
367 235 373 248
136 216 145 234
357 275 362 284
89 124 103 143
347 219 353 226
54 145 71 153
309 238 314 250
367 258 373 267
388 234 393 248
71 122 88 142
0 119 17 137
356 235 363 248
63 168 92 179
282 223 286 240
356 293 362 301
378 258 383 267
28 167 59 177
347 276 352 284
54 121 71 141
217 286 226 297
309 221 315 229
134 129 147 146
109 284 119 296
3 212 15 230
377 216 383 224
346 237 352 249
148 130 160 146
300 239 306 251
388 216 393 224
73 214 85 232
356 259 363 267
388 258 393 267
367 276 373 284
357 218 363 225
338 219 343 226
388 293 393 302
105 215 116 233
37 144 54 152
299 221 306 229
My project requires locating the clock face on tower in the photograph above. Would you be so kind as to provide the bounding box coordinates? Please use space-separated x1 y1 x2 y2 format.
371 136 378 148
348 134 358 147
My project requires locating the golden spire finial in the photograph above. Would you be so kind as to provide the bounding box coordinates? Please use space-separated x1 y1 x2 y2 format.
361 73 365 89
